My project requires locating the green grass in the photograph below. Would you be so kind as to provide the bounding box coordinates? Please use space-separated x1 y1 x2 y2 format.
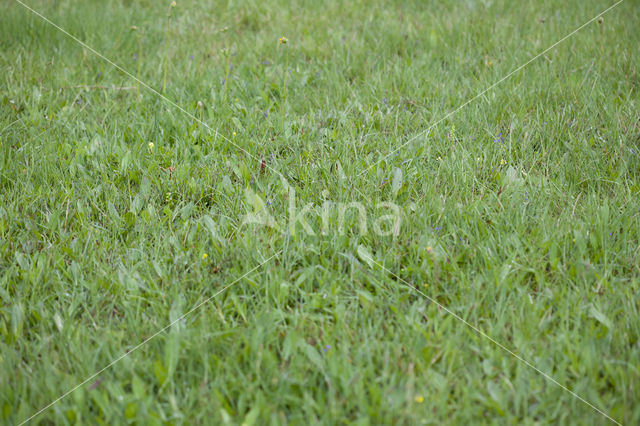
1 0 639 424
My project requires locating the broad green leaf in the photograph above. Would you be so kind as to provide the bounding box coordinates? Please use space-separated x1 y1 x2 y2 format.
357 245 374 268
123 211 136 228
391 167 403 196
132 375 146 399
242 407 260 426
11 304 23 338
231 116 244 132
125 402 137 419
15 252 29 270
589 305 613 330
107 202 120 222
153 359 168 386
53 312 64 332
221 175 233 193
303 342 324 371
201 215 218 239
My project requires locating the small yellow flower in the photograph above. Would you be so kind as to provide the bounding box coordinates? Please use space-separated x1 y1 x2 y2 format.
414 395 424 403
279 36 288 45
202 253 208 260
423 283 429 288
232 131 237 136
170 1 176 7
148 142 154 150
426 246 434 254
500 158 507 166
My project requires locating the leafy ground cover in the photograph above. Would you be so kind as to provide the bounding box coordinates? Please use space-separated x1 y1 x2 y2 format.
1 0 639 424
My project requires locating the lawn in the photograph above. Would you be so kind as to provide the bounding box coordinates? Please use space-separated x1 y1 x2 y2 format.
1 0 639 424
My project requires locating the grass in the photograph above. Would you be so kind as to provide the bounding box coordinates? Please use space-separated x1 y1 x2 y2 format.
1 0 639 424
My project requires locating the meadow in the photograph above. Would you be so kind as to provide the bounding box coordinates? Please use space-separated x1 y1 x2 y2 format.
1 0 639 424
